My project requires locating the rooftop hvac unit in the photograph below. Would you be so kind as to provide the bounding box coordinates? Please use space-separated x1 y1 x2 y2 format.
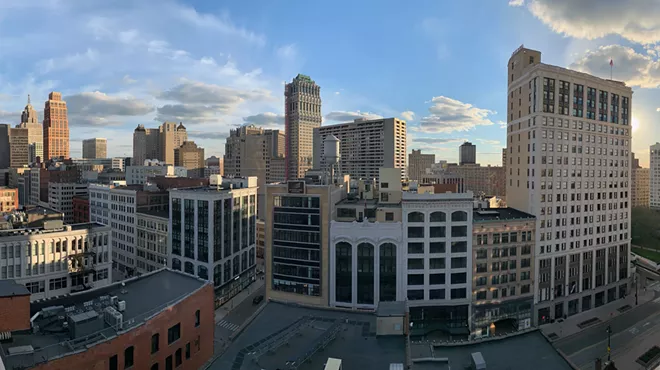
104 306 123 330
110 296 118 305
117 300 126 312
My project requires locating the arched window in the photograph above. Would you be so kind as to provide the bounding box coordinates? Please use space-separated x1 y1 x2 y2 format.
379 243 397 302
335 242 352 303
198 265 209 280
171 258 182 271
430 211 446 222
357 243 375 304
184 261 194 275
451 211 468 222
407 212 425 223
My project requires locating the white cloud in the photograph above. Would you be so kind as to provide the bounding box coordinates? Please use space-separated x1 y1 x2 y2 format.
242 112 284 127
122 75 137 84
570 45 660 88
513 0 660 44
419 96 496 133
325 111 383 122
477 138 501 145
508 0 524 6
414 137 465 144
171 4 265 46
400 110 415 121
37 48 99 74
64 91 154 127
276 44 298 60
498 120 507 129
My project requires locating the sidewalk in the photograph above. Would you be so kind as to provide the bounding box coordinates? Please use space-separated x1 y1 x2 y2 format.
540 283 658 341
214 277 265 323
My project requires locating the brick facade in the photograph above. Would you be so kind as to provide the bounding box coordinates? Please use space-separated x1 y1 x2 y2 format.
0 295 30 332
31 284 215 370
72 196 90 223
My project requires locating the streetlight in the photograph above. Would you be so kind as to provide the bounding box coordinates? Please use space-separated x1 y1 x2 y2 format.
606 325 612 362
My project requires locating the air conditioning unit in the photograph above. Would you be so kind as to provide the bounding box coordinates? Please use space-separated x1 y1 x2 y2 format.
117 300 126 312
104 306 123 330
110 296 118 305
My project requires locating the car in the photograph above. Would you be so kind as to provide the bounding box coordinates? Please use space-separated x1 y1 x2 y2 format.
252 295 264 305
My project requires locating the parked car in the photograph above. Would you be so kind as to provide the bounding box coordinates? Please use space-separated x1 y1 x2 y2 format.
253 295 264 304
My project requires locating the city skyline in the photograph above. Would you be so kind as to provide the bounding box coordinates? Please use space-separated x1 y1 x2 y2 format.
0 0 658 166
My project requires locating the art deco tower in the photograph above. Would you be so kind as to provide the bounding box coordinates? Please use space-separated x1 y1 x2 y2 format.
284 74 322 179
43 92 70 160
18 95 43 163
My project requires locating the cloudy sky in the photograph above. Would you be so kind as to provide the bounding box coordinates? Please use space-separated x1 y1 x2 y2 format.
0 0 659 166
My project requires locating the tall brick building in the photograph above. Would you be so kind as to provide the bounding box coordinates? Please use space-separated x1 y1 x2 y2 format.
43 92 70 161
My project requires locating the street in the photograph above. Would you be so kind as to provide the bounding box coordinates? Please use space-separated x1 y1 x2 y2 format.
213 278 265 353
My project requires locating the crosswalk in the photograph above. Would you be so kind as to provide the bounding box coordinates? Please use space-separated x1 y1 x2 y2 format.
217 320 239 332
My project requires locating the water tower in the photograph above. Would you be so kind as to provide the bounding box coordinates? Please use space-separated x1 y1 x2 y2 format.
323 135 340 184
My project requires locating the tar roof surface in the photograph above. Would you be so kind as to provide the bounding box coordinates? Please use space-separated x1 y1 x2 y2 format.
210 302 405 370
0 280 30 297
412 331 571 370
473 207 535 222
1 269 206 369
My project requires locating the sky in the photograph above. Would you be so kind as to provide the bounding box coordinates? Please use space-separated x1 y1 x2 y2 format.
1 0 659 166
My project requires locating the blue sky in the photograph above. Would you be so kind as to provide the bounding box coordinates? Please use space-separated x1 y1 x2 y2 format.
1 0 659 166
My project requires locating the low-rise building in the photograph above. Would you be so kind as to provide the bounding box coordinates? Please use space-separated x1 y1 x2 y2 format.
126 160 188 185
0 187 19 212
0 221 112 301
0 269 214 370
136 209 169 273
471 208 535 337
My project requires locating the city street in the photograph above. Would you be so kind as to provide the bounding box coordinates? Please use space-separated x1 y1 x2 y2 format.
213 278 265 353
552 286 660 369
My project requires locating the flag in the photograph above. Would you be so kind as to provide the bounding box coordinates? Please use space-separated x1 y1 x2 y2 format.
610 59 613 67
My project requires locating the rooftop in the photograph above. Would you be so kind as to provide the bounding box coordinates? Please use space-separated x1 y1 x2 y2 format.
472 207 536 222
0 269 207 369
210 302 405 370
0 222 107 238
0 280 30 298
411 331 571 370
136 208 169 219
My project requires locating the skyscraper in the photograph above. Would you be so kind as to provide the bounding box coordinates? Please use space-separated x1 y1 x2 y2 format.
0 124 10 169
43 92 70 161
409 149 435 181
285 74 322 179
132 122 187 166
82 138 108 159
9 126 29 168
174 141 205 178
506 46 632 324
459 142 476 165
18 95 43 163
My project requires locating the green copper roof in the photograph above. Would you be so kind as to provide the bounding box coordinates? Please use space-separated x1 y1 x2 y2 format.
295 74 315 83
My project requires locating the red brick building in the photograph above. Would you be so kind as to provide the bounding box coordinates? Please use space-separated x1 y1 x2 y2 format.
72 195 90 223
0 269 214 370
0 281 31 332
0 187 19 212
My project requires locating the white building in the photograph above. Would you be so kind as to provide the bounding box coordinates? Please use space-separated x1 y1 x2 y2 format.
0 221 112 301
507 47 632 323
48 183 88 224
112 157 125 171
168 176 258 289
136 209 169 273
126 161 188 185
650 143 660 209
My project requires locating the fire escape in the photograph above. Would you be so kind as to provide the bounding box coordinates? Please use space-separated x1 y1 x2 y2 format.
68 238 97 292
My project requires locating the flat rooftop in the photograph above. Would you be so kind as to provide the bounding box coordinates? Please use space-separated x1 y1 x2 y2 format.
411 331 571 370
0 269 207 369
473 207 535 222
136 208 169 219
0 280 30 298
0 222 107 237
210 302 405 370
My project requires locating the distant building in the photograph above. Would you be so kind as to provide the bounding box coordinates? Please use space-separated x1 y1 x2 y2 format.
43 92 70 161
0 124 10 169
408 149 435 181
285 74 322 179
72 195 89 223
48 182 88 224
9 126 29 168
174 141 205 178
126 161 187 185
651 143 660 209
82 138 108 159
632 167 649 208
0 187 19 212
136 209 169 273
0 269 214 370
459 142 476 165
0 221 111 301
446 164 506 197
133 122 187 166
313 117 407 181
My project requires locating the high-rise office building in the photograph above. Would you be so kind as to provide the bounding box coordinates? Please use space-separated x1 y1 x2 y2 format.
9 126 29 168
459 142 476 165
17 95 43 163
632 167 649 208
313 117 407 181
650 143 660 209
174 141 205 178
43 92 70 161
82 138 107 159
0 124 10 169
132 122 187 166
409 149 435 181
506 46 632 323
285 74 322 179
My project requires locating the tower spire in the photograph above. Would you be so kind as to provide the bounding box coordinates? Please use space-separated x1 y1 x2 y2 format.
27 94 31 105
